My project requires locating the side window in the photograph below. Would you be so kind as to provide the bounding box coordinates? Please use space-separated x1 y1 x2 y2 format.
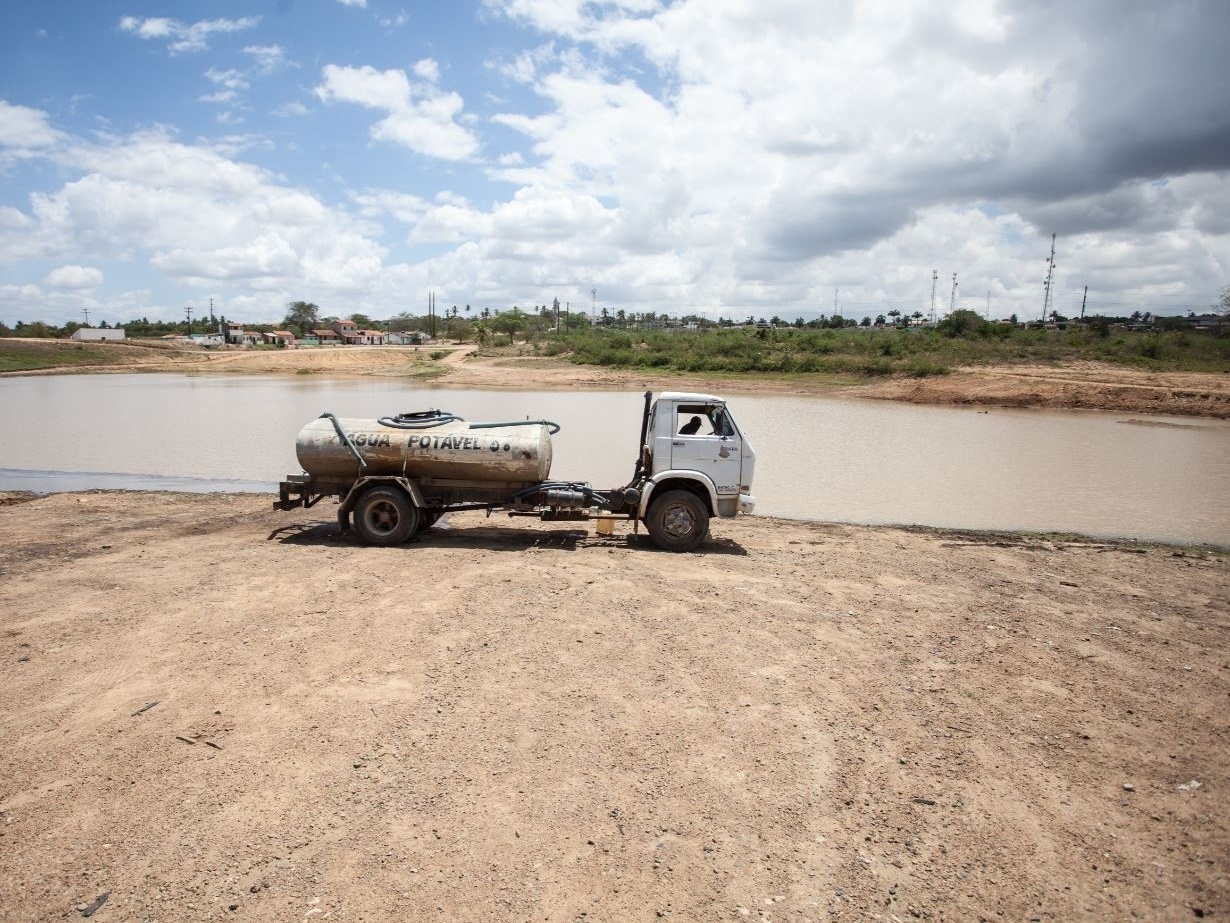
676 406 715 435
676 404 732 436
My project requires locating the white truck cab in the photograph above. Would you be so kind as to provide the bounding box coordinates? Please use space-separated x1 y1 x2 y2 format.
638 392 757 536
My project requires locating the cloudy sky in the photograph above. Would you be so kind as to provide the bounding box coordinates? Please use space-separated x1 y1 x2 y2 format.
1 0 1228 327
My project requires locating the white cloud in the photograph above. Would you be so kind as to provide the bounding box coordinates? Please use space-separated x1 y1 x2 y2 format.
44 265 103 291
0 128 391 319
272 101 310 118
242 44 289 74
205 68 249 92
351 189 432 225
0 100 64 161
118 15 261 54
315 63 480 161
338 0 368 6
199 91 239 105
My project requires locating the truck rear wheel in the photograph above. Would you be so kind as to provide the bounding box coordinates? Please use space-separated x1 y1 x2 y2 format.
353 486 420 546
645 489 709 552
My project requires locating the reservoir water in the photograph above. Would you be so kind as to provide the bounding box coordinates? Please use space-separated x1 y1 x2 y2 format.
1 374 1227 546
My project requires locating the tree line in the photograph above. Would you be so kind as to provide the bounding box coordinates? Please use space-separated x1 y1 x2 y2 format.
5 285 1227 342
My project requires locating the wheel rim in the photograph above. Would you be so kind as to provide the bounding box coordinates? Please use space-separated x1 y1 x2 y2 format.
662 503 697 538
365 500 401 535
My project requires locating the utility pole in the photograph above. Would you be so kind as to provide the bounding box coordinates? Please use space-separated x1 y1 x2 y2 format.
82 306 90 328
185 304 193 334
591 288 597 325
1042 233 1057 321
1080 285 1088 323
930 270 937 324
553 297 560 335
209 297 215 325
949 273 958 315
986 289 991 320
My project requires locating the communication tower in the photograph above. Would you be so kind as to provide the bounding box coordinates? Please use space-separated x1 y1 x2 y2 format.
1042 233 1057 321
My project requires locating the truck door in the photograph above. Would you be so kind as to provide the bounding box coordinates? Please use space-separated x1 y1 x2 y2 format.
669 402 743 500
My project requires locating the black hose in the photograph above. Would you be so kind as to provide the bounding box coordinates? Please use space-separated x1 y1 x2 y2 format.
512 480 600 503
470 419 561 435
377 410 465 429
376 410 561 435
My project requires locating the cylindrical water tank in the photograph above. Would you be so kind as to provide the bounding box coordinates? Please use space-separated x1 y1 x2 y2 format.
296 417 553 482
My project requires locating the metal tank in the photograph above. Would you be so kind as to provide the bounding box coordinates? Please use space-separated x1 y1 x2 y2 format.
295 414 554 483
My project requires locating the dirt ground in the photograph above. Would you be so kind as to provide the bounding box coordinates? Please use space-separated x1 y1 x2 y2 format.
5 338 1230 418
1 491 1226 922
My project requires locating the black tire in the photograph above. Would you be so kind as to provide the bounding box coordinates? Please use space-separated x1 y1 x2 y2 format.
352 487 420 546
645 489 709 552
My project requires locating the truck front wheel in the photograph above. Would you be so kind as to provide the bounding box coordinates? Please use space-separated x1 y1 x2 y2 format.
645 489 709 552
353 486 420 546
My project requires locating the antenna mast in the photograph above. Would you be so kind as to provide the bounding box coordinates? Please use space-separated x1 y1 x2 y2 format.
1042 233 1057 321
930 270 937 323
949 273 958 314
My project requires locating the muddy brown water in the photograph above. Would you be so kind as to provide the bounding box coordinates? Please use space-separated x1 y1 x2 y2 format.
1 374 1227 545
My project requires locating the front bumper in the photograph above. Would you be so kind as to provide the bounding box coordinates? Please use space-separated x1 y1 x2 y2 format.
738 492 756 515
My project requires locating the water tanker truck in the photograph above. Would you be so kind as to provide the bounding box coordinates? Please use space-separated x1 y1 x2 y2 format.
275 391 756 552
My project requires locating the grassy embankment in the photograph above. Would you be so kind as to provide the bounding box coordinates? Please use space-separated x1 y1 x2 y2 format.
537 320 1230 379
0 339 167 372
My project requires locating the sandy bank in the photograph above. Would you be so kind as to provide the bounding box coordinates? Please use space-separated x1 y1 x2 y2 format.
1 491 1226 920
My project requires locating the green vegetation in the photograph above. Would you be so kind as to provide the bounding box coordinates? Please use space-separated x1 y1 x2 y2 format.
0 340 138 372
3 296 1227 381
550 312 1230 377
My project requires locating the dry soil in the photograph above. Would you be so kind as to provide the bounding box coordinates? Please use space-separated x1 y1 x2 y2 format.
1 492 1226 922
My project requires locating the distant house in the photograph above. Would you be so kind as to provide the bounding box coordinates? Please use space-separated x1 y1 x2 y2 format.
330 319 359 339
71 327 126 342
330 319 385 345
219 320 245 345
312 328 341 344
387 331 424 346
1190 313 1228 332
262 330 296 347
